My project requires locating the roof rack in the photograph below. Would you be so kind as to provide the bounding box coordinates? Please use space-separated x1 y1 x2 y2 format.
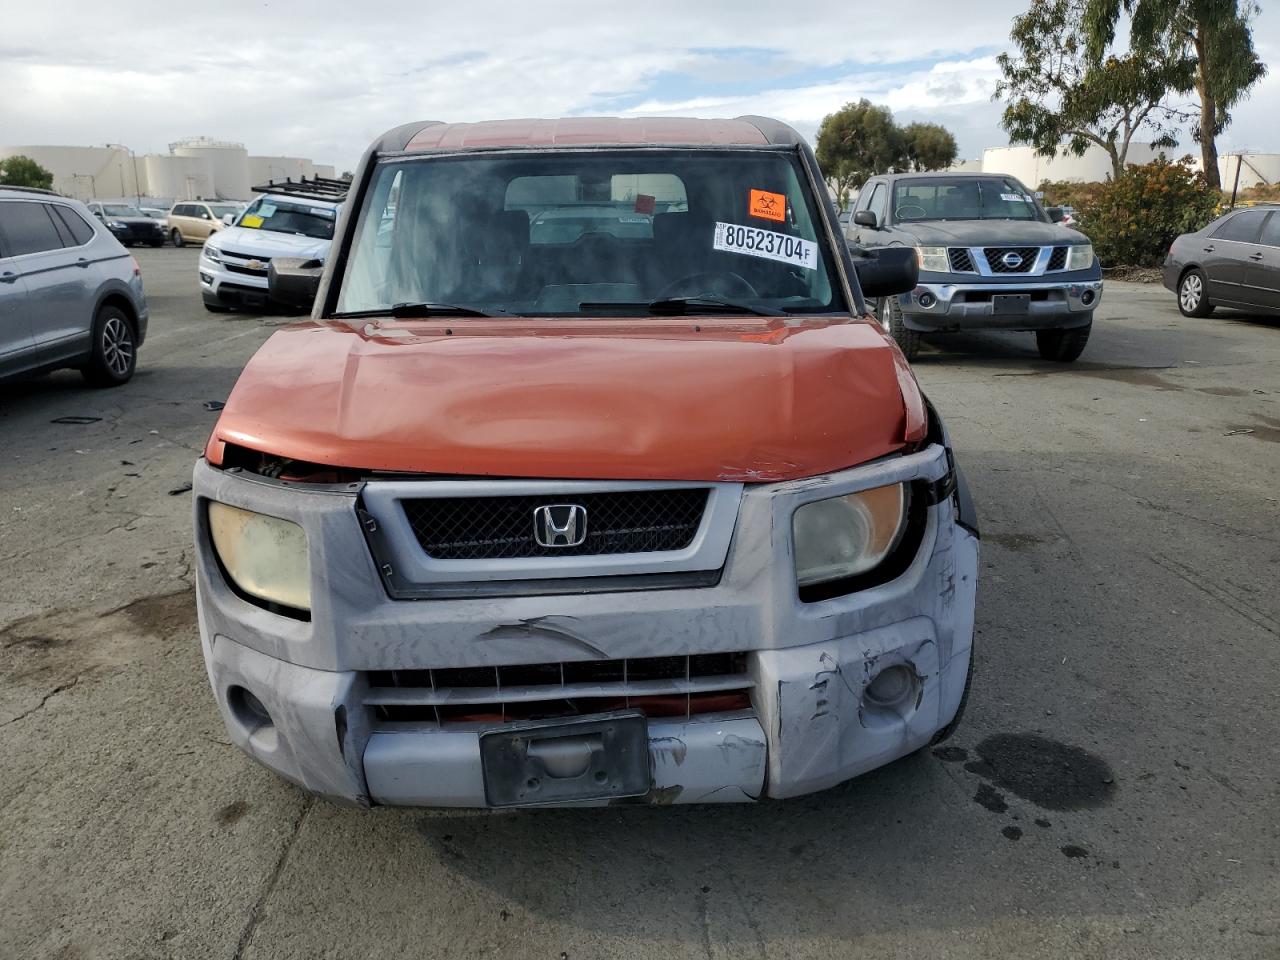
0 184 59 196
251 175 350 202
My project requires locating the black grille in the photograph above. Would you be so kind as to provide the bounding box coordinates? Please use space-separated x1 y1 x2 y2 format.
984 247 1039 273
948 248 976 272
220 249 272 263
403 489 709 560
225 263 269 277
1047 246 1068 270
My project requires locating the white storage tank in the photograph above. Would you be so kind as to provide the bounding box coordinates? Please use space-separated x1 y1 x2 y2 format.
312 164 338 180
170 137 252 200
248 155 316 185
0 144 138 199
981 143 1177 185
1219 154 1280 191
141 154 215 200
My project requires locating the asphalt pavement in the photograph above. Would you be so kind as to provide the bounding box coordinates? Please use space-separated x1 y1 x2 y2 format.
1 247 1278 959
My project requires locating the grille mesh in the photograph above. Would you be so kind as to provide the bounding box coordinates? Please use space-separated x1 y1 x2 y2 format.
1047 247 1068 270
984 247 1039 273
948 248 976 272
402 489 709 560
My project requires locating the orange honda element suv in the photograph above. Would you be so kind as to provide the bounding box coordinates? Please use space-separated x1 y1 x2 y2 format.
193 117 979 808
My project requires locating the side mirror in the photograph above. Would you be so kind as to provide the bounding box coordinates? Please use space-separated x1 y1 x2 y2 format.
850 245 918 300
268 257 323 310
1046 206 1065 223
221 213 235 226
853 210 879 229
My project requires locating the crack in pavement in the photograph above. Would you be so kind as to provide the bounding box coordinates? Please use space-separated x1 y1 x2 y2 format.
1 675 81 726
233 796 314 960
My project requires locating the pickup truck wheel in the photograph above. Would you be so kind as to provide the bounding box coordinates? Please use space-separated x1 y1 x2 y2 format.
80 305 137 387
1178 268 1214 317
170 228 184 247
877 296 921 360
1035 318 1092 362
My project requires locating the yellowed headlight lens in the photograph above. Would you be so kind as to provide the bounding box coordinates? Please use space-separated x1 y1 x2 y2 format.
793 483 908 587
208 502 311 612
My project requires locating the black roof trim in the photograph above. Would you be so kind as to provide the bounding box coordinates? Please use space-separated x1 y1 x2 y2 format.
735 115 804 146
374 121 445 153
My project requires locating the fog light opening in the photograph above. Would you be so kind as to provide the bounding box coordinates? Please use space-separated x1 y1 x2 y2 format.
864 664 917 709
917 292 936 308
227 684 274 733
1081 289 1096 306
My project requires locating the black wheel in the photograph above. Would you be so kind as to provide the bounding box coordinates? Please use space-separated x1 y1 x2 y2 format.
81 305 137 387
1178 268 1214 317
170 228 184 248
1036 318 1092 362
877 296 921 360
929 644 974 746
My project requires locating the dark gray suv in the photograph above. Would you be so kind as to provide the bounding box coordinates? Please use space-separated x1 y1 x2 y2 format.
846 171 1102 361
0 186 148 386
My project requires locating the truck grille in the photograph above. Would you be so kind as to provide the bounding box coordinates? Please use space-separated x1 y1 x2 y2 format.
1047 246 1068 270
402 489 709 560
948 248 976 272
984 247 1039 273
366 652 753 725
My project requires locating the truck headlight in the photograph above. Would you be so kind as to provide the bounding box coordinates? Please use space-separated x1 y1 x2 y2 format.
202 244 221 263
208 502 310 612
793 483 909 587
915 246 950 273
1065 244 1094 271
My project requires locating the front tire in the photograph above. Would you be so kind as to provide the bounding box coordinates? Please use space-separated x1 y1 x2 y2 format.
81 306 137 387
1036 318 1092 362
877 296 922 360
170 228 185 247
1178 268 1214 317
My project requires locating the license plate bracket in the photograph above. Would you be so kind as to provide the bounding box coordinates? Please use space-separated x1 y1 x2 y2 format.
480 711 650 807
992 293 1031 315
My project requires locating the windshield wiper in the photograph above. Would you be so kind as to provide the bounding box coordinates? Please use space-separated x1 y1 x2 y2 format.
579 296 786 317
334 302 508 319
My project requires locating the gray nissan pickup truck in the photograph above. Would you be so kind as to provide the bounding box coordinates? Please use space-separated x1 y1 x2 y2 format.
845 171 1102 361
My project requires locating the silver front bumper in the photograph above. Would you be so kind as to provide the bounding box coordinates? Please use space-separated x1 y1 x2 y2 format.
193 444 978 807
901 280 1103 331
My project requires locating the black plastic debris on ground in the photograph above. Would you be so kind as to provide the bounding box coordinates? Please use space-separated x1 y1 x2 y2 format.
51 416 102 425
168 483 193 496
203 400 225 411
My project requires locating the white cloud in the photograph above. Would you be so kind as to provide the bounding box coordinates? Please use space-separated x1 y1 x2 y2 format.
0 0 1274 167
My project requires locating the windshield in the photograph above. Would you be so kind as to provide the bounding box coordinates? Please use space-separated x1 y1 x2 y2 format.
237 197 335 238
102 204 142 217
209 204 242 218
337 149 843 317
892 177 1046 223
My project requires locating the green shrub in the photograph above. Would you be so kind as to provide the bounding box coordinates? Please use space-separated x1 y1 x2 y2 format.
1075 158 1219 267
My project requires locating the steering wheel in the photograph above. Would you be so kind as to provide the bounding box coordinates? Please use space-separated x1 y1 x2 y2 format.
657 271 759 300
895 204 927 220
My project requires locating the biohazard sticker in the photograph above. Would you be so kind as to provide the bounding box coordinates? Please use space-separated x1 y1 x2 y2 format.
748 189 786 222
713 222 817 270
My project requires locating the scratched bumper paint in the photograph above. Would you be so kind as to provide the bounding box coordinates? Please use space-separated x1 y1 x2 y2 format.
193 441 977 807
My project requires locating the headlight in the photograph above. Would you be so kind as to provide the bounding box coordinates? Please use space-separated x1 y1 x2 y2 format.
202 244 221 263
107 220 124 229
916 246 950 273
208 502 310 612
1065 244 1094 270
793 483 909 587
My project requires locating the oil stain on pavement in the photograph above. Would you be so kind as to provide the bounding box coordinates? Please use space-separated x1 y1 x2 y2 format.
963 733 1115 811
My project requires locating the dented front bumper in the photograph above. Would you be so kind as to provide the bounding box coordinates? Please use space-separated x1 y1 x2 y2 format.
193 441 978 807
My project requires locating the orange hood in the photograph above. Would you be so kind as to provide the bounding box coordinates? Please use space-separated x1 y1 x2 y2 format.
205 316 925 482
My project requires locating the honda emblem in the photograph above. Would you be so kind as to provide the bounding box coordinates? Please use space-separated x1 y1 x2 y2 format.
533 504 588 548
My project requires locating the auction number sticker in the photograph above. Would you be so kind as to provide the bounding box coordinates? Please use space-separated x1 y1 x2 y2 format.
713 222 818 270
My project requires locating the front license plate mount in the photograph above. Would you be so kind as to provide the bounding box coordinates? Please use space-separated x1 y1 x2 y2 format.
480 711 651 807
992 293 1031 315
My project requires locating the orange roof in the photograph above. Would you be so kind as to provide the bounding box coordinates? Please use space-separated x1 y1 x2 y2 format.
404 117 772 151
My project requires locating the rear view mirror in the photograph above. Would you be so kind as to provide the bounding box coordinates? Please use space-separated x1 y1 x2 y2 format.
853 210 878 229
850 245 918 300
268 257 323 310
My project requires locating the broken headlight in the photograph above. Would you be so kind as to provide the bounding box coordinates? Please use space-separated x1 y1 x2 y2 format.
208 502 310 613
793 483 909 588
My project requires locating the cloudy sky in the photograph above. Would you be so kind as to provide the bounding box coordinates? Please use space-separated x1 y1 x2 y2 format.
2 0 1276 169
